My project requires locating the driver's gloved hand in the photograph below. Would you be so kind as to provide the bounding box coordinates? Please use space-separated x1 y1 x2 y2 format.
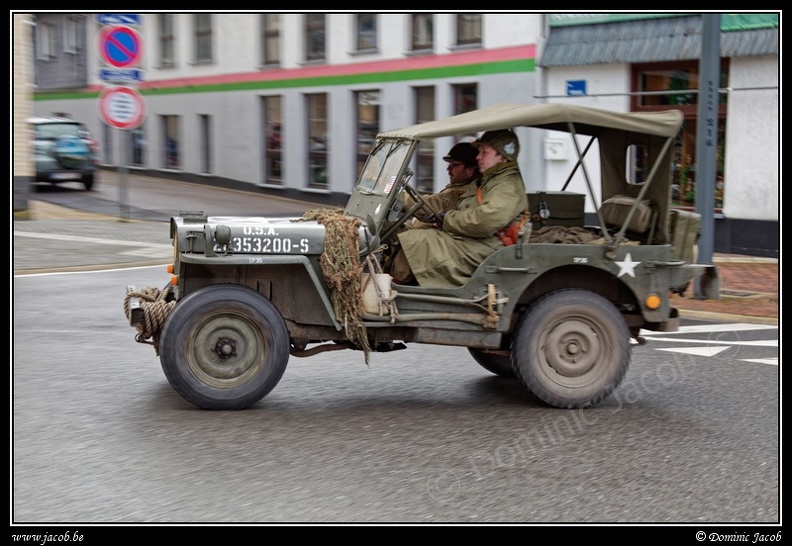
430 211 445 229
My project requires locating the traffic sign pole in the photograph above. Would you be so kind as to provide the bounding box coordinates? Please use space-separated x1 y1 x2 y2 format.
97 16 144 221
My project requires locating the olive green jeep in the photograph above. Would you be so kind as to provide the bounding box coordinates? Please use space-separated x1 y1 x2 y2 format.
125 103 720 410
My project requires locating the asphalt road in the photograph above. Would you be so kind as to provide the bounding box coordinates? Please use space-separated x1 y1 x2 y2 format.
12 265 779 526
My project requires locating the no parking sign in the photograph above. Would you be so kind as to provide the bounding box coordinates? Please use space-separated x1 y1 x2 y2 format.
98 25 143 68
97 86 147 130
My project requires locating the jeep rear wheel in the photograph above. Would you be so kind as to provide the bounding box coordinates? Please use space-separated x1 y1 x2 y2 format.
468 348 516 378
511 289 630 409
158 284 290 410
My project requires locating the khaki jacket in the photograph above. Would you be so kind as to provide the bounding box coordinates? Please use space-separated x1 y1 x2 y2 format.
397 161 527 288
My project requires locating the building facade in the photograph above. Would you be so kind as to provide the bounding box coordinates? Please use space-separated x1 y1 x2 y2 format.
24 12 779 257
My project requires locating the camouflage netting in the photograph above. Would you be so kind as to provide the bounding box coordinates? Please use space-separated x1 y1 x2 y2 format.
299 209 372 363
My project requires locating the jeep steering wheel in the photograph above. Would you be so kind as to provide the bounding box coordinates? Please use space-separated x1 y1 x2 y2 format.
401 182 440 221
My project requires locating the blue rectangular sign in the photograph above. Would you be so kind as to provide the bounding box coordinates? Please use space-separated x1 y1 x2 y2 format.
97 14 142 26
98 68 145 83
566 80 587 96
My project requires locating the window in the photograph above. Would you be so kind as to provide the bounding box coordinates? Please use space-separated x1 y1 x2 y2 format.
199 115 211 174
131 126 146 166
632 61 729 209
159 14 175 67
305 14 325 62
456 14 482 46
453 83 477 115
411 14 433 51
356 14 377 51
260 14 280 66
414 86 435 193
36 22 55 61
162 115 180 169
264 96 283 185
453 83 478 140
63 15 80 54
355 91 380 179
194 13 212 63
306 94 328 188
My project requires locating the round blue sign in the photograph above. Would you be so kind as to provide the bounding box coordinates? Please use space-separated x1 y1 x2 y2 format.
98 25 143 69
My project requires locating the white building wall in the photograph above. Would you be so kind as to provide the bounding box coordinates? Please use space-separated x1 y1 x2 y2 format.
722 55 779 221
541 64 632 211
50 13 542 197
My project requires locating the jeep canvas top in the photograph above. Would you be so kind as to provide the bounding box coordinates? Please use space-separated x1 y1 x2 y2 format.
124 103 720 411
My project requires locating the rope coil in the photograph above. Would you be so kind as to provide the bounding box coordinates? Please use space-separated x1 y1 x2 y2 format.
123 286 176 346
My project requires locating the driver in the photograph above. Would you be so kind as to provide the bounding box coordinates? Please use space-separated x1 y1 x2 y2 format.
390 129 528 288
401 142 481 228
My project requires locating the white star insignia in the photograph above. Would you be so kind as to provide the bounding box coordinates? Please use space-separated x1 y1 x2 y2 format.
615 252 641 278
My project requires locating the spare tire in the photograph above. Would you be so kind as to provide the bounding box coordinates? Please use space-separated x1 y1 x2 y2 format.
53 135 90 170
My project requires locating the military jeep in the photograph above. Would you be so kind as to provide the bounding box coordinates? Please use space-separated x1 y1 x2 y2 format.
125 103 720 410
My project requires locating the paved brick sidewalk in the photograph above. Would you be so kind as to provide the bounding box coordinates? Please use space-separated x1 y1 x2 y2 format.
672 258 778 324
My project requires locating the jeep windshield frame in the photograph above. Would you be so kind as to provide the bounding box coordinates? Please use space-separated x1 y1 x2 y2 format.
344 137 418 253
362 103 683 250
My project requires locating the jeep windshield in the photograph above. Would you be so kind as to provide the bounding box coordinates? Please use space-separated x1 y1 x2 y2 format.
345 138 417 248
355 139 413 194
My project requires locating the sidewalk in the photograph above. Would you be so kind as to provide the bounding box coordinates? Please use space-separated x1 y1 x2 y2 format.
14 200 778 325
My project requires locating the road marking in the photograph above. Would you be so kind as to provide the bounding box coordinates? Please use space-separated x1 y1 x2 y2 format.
641 337 777 347
741 358 778 366
656 346 730 356
641 323 777 334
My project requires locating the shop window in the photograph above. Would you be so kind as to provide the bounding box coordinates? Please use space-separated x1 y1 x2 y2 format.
632 60 729 210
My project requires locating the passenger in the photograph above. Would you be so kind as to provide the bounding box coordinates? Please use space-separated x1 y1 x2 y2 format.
402 142 482 228
390 129 528 288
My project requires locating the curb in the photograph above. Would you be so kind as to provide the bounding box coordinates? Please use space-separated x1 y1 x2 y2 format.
678 308 778 326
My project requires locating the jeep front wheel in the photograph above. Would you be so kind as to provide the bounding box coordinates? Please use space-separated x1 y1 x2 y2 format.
158 284 290 410
511 289 631 409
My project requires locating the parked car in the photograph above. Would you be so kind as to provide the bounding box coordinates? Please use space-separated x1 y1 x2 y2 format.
124 103 720 411
29 116 99 191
